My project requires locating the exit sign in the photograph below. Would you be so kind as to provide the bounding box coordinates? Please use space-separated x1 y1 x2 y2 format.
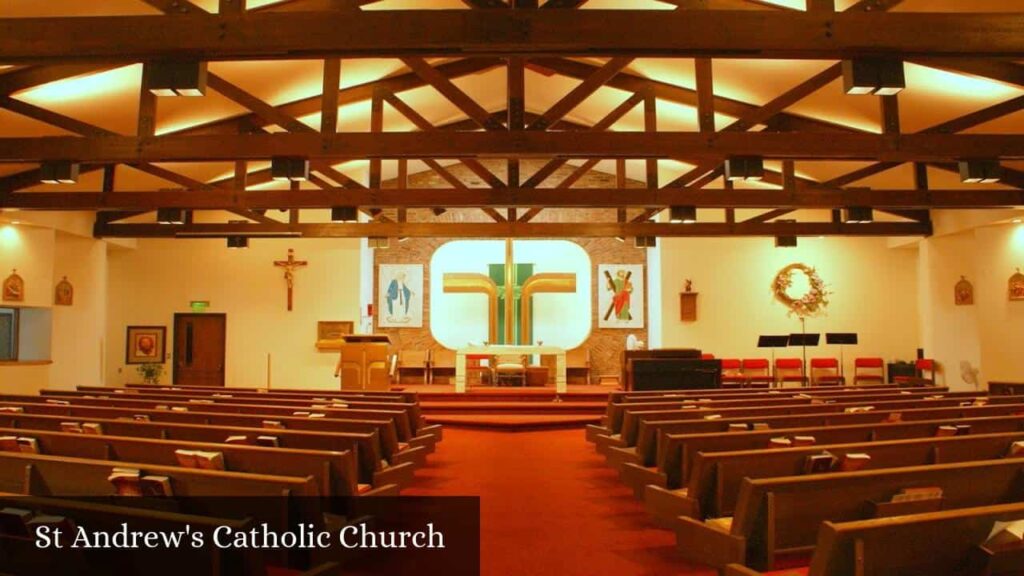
190 301 210 312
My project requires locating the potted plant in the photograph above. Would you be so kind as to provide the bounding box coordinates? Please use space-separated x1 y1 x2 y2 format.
136 362 165 385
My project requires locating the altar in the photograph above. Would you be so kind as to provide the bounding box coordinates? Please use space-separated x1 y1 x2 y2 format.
455 344 567 394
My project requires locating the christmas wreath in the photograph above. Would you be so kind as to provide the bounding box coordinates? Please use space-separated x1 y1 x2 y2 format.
772 263 831 317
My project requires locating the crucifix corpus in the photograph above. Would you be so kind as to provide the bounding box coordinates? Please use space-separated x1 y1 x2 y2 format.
274 249 308 311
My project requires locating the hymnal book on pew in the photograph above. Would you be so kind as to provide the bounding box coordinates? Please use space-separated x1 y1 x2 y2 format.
256 435 280 448
188 399 214 404
60 422 82 433
891 486 943 503
0 436 18 452
171 406 189 412
155 405 170 410
728 424 748 432
793 436 816 446
212 394 233 398
82 422 103 435
838 453 872 472
0 507 33 536
45 399 70 405
224 435 249 445
0 406 23 413
308 413 326 419
133 414 150 422
803 451 837 474
704 517 733 532
795 393 812 400
751 422 770 431
293 411 312 417
1006 441 1024 458
936 425 971 437
174 449 225 471
703 414 722 420
262 420 285 429
769 437 793 448
332 402 349 409
311 404 330 409
140 475 174 497
986 520 1024 547
108 467 143 496
16 437 39 454
845 406 875 413
925 395 945 400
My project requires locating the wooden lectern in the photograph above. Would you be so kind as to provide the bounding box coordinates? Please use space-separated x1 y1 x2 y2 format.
338 334 391 391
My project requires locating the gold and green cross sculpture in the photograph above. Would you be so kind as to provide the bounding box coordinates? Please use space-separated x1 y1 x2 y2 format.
443 239 577 345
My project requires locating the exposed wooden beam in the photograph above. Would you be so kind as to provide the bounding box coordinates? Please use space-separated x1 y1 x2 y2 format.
461 0 509 7
137 64 157 138
401 57 505 131
321 58 341 136
3 12 1022 63
381 91 505 188
207 73 313 134
9 187 1022 210
218 0 246 13
4 132 1017 165
528 57 633 130
521 92 641 188
694 58 715 133
93 220 932 239
541 0 588 7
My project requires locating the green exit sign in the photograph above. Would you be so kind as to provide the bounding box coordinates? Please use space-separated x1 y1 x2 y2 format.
190 301 210 313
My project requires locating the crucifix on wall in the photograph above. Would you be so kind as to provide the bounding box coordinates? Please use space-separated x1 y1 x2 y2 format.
274 249 307 311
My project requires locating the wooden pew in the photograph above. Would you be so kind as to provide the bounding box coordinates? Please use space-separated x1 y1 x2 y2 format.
59 387 438 440
43 389 435 443
630 401 1024 476
0 412 411 488
0 401 425 468
0 451 326 569
634 413 1024 497
18 393 436 453
674 457 1024 571
115 384 416 403
0 492 266 576
611 392 986 455
0 426 399 499
646 431 1024 526
725 501 1024 576
593 387 955 441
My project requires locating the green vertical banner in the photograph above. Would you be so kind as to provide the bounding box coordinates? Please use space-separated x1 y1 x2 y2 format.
489 262 534 345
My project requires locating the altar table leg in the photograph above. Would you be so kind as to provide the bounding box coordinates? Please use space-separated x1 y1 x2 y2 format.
555 352 567 394
455 352 467 393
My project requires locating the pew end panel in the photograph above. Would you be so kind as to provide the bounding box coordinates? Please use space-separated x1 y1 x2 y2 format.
674 515 747 569
645 484 699 528
621 462 667 499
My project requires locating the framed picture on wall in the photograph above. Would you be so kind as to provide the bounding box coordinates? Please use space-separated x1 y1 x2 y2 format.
316 320 355 350
598 264 645 329
125 325 166 365
378 264 424 328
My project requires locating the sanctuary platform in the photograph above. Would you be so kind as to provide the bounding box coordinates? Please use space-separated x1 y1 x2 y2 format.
395 385 614 431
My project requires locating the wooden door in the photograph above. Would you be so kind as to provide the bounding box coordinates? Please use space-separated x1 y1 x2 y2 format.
173 314 226 386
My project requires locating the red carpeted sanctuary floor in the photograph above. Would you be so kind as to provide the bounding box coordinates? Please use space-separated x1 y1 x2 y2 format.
402 428 717 576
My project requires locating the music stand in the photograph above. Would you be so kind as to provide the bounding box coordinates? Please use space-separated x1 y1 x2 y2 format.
826 333 858 378
788 333 820 386
758 335 791 386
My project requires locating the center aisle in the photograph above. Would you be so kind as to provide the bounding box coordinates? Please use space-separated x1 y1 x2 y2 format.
402 428 715 576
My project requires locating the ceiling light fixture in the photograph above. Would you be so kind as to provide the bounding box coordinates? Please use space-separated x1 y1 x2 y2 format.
146 60 208 97
669 205 697 224
843 206 874 224
842 59 905 96
156 207 185 225
226 236 249 249
39 161 80 184
958 159 1002 184
330 206 358 222
270 157 310 182
724 156 764 182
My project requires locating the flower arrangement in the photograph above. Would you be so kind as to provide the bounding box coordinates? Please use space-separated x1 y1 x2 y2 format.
136 362 164 385
772 263 831 318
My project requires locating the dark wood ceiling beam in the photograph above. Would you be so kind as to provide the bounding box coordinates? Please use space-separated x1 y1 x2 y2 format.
528 57 633 130
4 132 1022 164
381 91 505 188
93 220 932 239
9 187 1023 210
4 12 1023 63
401 57 505 131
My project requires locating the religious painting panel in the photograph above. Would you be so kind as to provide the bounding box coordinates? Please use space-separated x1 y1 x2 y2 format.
431 240 590 349
378 264 424 328
954 276 974 306
598 264 645 329
54 276 74 306
125 325 166 365
3 270 24 303
1010 268 1024 301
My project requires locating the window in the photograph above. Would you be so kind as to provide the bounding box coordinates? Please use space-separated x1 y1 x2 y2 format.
0 308 18 361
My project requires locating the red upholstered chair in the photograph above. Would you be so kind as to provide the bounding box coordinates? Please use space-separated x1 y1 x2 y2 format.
894 358 937 386
853 357 885 385
775 358 808 387
702 353 715 360
742 358 773 388
809 357 845 386
720 359 745 388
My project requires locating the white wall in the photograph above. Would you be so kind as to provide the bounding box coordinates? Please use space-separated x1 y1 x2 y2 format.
974 224 1024 382
50 232 107 389
658 236 921 376
106 238 362 390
